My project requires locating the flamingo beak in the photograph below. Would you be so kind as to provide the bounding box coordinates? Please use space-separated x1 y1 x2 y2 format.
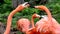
36 14 40 18
34 6 39 8
34 6 43 11
34 6 43 10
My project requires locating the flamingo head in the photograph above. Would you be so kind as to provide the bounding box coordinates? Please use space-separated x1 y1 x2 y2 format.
34 5 47 11
32 13 40 19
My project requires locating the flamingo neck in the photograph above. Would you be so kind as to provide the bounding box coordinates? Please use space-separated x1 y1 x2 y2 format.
4 6 24 34
31 17 35 28
42 6 54 27
40 6 54 33
40 6 52 21
31 14 40 28
44 8 52 20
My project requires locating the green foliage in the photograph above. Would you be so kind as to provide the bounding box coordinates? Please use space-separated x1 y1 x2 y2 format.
0 0 13 13
45 0 60 23
22 8 40 15
0 0 60 31
0 0 60 34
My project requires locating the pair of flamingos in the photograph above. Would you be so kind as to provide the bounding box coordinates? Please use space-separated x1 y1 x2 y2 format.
4 2 60 34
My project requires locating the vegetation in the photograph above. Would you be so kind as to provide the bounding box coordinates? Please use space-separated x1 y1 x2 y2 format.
0 0 60 30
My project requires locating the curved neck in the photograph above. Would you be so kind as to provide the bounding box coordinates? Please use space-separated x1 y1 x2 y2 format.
31 14 40 28
39 6 54 32
31 17 35 28
4 6 24 34
40 6 52 21
31 15 36 28
44 7 52 20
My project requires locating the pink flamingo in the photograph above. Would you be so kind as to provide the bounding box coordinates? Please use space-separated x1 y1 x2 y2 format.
17 18 30 33
25 13 40 34
17 13 40 34
4 2 29 34
35 5 60 34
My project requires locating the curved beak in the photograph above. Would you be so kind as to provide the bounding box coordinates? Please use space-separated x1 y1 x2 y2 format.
32 13 40 19
34 6 39 8
35 14 40 18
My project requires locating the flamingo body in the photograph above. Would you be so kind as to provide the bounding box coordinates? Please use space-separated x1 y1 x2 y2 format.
17 18 30 33
17 13 40 34
35 5 60 34
36 16 60 34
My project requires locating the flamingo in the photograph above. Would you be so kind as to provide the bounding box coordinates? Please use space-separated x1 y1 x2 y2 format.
17 13 40 34
34 5 60 34
17 18 30 33
4 2 29 34
25 13 40 34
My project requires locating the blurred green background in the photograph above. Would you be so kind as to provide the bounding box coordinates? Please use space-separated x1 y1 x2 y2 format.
0 0 60 33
